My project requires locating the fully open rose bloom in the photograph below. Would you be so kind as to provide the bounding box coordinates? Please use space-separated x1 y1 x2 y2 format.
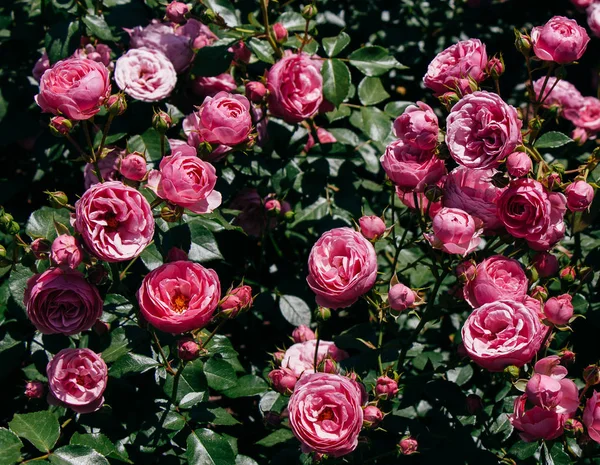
497 178 567 251
288 373 364 457
47 348 107 413
35 58 111 120
74 181 155 262
115 48 177 102
461 300 545 371
307 227 377 309
584 391 600 443
281 340 349 378
267 51 323 123
24 268 102 335
533 77 584 111
137 260 221 334
446 91 522 169
564 97 600 132
393 102 439 150
544 294 574 326
531 16 589 64
509 395 566 441
424 207 483 255
423 39 487 96
588 4 600 38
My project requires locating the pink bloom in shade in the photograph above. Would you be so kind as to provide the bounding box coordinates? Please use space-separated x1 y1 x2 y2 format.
375 376 399 399
572 0 594 8
572 127 589 145
32 50 50 81
445 91 522 169
191 73 237 99
119 152 147 181
506 152 532 178
535 356 569 379
423 39 488 96
362 405 384 428
229 40 251 64
137 260 221 334
396 186 443 218
304 128 338 152
35 58 111 120
288 373 364 458
564 96 600 132
175 18 217 50
229 189 268 237
463 255 528 308
25 381 44 399
72 43 112 69
359 215 386 240
398 437 418 455
166 247 188 262
424 207 483 256
46 348 108 413
532 252 559 278
292 325 316 343
83 147 122 189
74 181 155 262
509 395 566 442
165 1 190 24
381 138 447 193
50 234 82 269
461 300 546 371
588 4 600 37
115 48 177 102
497 178 567 251
245 81 267 103
269 368 298 394
531 16 590 64
565 180 595 211
393 102 439 150
584 390 600 443
177 337 200 361
281 340 349 378
267 51 323 123
24 268 102 335
544 294 574 326
443 166 506 232
533 77 585 111
219 285 253 317
306 227 378 309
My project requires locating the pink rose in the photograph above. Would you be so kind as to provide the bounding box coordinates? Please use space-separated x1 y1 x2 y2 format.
497 178 567 251
268 367 298 394
292 325 316 343
119 152 147 181
229 41 251 64
115 48 177 102
572 127 589 144
175 18 217 50
526 374 563 410
73 43 112 69
461 300 545 371
359 215 386 240
47 348 107 413
572 0 594 8
281 340 348 378
245 81 267 102
446 91 522 169
544 294 574 326
588 4 600 37
25 381 44 399
532 252 559 278
565 180 594 211
375 376 399 399
83 147 122 189
288 372 364 457
534 77 584 110
584 390 600 443
535 355 568 379
267 51 323 123
191 73 237 100
32 50 50 82
273 22 288 42
137 260 221 334
398 437 418 455
219 285 253 317
363 405 384 428
510 395 566 441
393 102 439 150
463 255 528 308
35 58 111 120
74 181 155 262
531 16 590 64
307 227 378 309
24 268 102 335
381 138 446 192
177 337 200 361
424 207 483 255
564 96 600 132
423 39 488 96
506 151 532 178
50 234 82 269
127 22 193 72
165 1 190 24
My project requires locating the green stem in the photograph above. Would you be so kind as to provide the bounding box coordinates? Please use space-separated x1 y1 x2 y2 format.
202 318 227 348
97 113 115 160
152 330 175 375
82 121 104 182
22 454 50 464
313 323 321 373
171 362 186 404
377 313 385 374
259 0 283 58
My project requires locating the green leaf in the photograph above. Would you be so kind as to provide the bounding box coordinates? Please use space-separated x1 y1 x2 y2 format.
26 207 71 241
45 21 81 64
534 131 573 149
204 358 237 391
348 46 406 77
446 364 473 387
360 107 393 143
221 375 268 398
384 101 413 118
321 59 351 107
509 441 539 460
127 129 162 162
290 197 329 227
248 38 274 64
278 294 311 326
69 433 121 460
165 359 208 404
109 353 159 378
276 12 309 31
8 264 34 311
358 77 390 106
322 32 351 57
140 242 163 271
192 41 235 77
82 15 118 41
235 456 259 465
549 443 570 465
186 429 235 465
187 222 223 263
0 428 23 465
256 429 294 447
9 411 60 453
203 0 239 27
49 445 109 465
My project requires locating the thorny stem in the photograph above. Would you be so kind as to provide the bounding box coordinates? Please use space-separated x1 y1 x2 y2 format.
97 112 115 159
313 323 321 373
259 0 283 59
82 121 104 183
152 330 176 375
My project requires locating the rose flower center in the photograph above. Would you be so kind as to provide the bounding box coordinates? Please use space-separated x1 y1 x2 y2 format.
105 212 119 229
318 407 335 422
171 293 190 313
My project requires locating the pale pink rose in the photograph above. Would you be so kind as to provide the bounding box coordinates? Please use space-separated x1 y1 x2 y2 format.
281 340 348 378
423 39 488 96
273 22 288 42
381 138 446 192
292 325 315 343
506 152 532 178
533 77 584 110
497 178 567 251
191 73 237 99
245 81 267 102
74 181 155 262
165 1 190 24
564 96 600 132
375 376 398 399
137 260 221 333
446 91 522 169
572 127 589 144
267 51 323 123
359 215 386 240
463 255 528 308
307 227 378 309
393 102 439 150
532 252 559 277
268 367 298 394
544 294 574 326
443 166 505 231
24 268 102 335
72 43 112 69
396 186 443 218
588 4 600 37
531 16 590 64
35 58 111 120
47 348 107 413
168 138 197 156
288 372 364 457
83 147 122 189
32 50 50 82
50 234 82 269
565 180 595 211
510 395 566 442
119 152 147 181
175 18 217 50
219 285 253 317
424 207 483 255
115 48 177 102
584 390 600 443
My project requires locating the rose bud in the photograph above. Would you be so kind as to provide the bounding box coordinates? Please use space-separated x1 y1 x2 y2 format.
375 375 399 400
245 81 267 103
545 172 561 190
424 207 483 255
319 358 337 374
105 93 127 116
362 405 384 428
439 91 460 107
273 22 288 43
30 238 50 259
560 266 576 282
388 283 416 313
565 180 594 211
572 127 588 145
92 320 110 336
317 306 331 321
152 109 172 134
50 234 82 269
530 285 548 301
25 381 44 399
398 437 418 455
301 4 317 19
506 151 531 178
49 116 73 136
486 56 504 78
359 215 386 240
292 325 315 343
584 365 600 386
543 294 574 326
273 351 285 364
165 1 190 24
530 16 590 64
560 350 575 365
264 198 281 215
456 260 476 283
532 252 559 278
220 285 253 317
166 247 188 262
120 152 147 181
268 368 297 394
46 190 69 208
466 394 483 414
177 337 200 361
230 41 251 64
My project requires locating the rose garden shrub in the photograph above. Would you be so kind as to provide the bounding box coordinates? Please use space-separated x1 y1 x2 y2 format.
0 0 600 464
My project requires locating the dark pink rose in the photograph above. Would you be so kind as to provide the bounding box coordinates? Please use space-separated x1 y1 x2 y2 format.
245 81 267 102
219 285 253 317
281 340 348 378
74 181 155 262
50 234 82 269
531 16 589 64
83 147 122 189
47 348 107 413
292 325 316 343
424 207 483 255
564 96 600 132
532 252 559 278
359 215 386 240
510 395 566 441
268 368 297 394
393 102 439 150
584 390 600 443
506 151 532 178
572 0 594 8
137 260 221 334
398 437 418 455
363 405 384 428
565 180 594 211
307 227 377 309
191 73 237 99
175 18 217 50
165 1 190 24
72 43 112 69
533 77 584 111
119 152 147 181
273 22 288 42
25 381 44 399
544 294 574 326
30 238 50 259
32 50 50 82
229 40 251 64
166 247 188 262
35 58 111 120
177 337 200 361
572 127 589 144
375 376 398 400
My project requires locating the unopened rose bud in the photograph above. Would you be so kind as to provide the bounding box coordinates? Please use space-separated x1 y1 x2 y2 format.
178 337 200 361
301 4 317 19
0 244 6 259
165 1 190 24
152 110 172 134
515 30 532 55
46 190 69 209
530 285 548 302
560 350 575 366
398 436 418 455
230 41 251 64
292 325 315 343
532 252 559 278
565 418 584 436
273 22 288 43
283 210 295 222
543 294 574 326
317 306 331 321
166 247 188 262
6 221 20 235
359 215 386 240
220 285 253 318
528 117 543 131
245 81 267 103
106 93 127 116
24 381 44 399
572 127 588 145
120 152 147 181
504 365 520 379
584 365 600 386
93 320 110 335
560 266 576 282
466 394 483 414
375 375 398 400
565 181 594 212
87 263 108 285
268 368 297 394
456 260 476 283
161 204 184 222
545 172 561 190
49 116 73 136
487 56 504 78
30 238 50 259
439 91 460 107
362 405 384 428
319 358 337 373
51 234 82 269
506 152 532 178
388 283 416 313
273 351 285 364
264 199 281 215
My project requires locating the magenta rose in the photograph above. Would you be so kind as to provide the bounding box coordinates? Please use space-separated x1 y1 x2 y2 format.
446 91 522 169
533 77 584 111
510 395 566 442
461 300 545 371
166 1 190 24
267 51 323 123
288 372 364 457
424 207 483 255
573 0 594 8
506 152 532 178
50 234 82 269
584 391 600 443
35 58 111 120
74 181 155 262
191 73 237 99
565 180 594 211
177 337 200 361
137 260 220 333
375 376 399 400
358 215 386 240
307 227 377 309
47 348 107 413
497 178 567 251
24 268 102 335
463 255 528 308
281 340 348 378
531 16 590 64
564 96 600 132
423 39 488 96
393 102 439 150
292 325 316 343
83 147 122 189
544 294 574 326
